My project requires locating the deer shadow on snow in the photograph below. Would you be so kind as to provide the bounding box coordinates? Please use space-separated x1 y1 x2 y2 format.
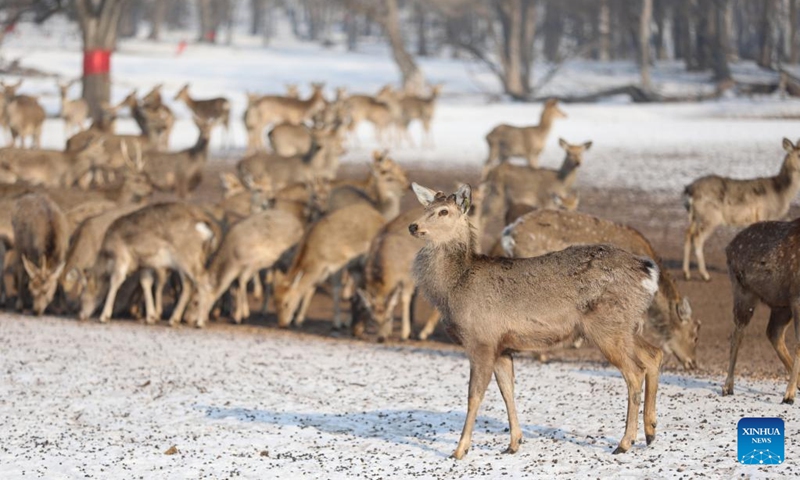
198 405 625 456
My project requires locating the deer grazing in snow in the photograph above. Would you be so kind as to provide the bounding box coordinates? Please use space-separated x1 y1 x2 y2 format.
57 79 89 138
683 138 800 281
502 209 699 370
12 193 69 315
409 182 662 458
723 217 800 403
483 98 566 174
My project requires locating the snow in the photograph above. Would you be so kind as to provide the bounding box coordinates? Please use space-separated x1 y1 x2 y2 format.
0 16 797 195
0 314 797 479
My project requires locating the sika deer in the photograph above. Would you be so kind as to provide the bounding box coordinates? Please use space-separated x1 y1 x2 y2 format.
237 135 342 191
409 182 662 457
398 84 442 148
0 136 108 187
268 121 345 157
683 138 800 281
2 82 45 148
139 85 174 150
143 117 212 198
12 193 69 315
502 209 699 369
327 150 409 220
484 98 566 173
723 217 800 403
274 203 386 329
482 138 591 222
79 202 221 325
342 92 394 146
174 83 231 142
58 79 89 138
254 83 327 127
185 209 304 327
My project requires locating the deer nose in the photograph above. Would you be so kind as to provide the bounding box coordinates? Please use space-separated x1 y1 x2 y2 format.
409 223 418 235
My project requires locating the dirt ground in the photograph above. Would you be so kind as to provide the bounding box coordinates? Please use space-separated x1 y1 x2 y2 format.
176 159 800 384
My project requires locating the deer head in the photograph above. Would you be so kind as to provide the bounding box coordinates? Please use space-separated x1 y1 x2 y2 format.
409 183 472 245
21 255 65 316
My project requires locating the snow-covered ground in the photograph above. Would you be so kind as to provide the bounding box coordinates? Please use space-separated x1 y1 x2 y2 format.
0 17 799 195
0 314 797 479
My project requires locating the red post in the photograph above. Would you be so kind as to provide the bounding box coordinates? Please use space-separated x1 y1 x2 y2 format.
83 49 112 76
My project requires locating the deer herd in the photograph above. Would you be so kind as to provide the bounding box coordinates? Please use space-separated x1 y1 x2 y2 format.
0 76 798 457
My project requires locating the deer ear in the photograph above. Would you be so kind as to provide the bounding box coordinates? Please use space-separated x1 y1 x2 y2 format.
784 138 795 152
583 141 593 151
454 183 472 214
21 255 38 278
678 297 692 322
412 182 438 206
51 262 66 279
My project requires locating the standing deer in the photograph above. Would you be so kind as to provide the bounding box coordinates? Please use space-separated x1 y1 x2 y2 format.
683 138 800 281
484 98 566 174
482 138 591 222
327 150 409 220
274 203 386 329
723 217 800 403
174 83 231 146
58 79 89 138
409 182 662 458
2 81 45 148
185 209 304 327
502 209 699 369
398 84 442 148
143 117 212 198
12 193 69 315
140 84 174 150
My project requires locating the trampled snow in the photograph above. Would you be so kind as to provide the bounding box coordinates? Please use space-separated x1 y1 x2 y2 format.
0 315 797 479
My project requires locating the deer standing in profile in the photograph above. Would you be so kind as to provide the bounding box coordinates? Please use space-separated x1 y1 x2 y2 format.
12 193 69 315
58 79 89 138
174 83 231 147
483 98 566 174
409 182 662 458
683 138 800 281
502 208 699 370
398 84 442 148
2 80 45 148
723 217 800 403
140 84 174 150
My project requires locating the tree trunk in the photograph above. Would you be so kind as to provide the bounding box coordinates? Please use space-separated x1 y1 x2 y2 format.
543 0 562 62
598 0 610 61
345 12 358 51
76 0 129 121
679 0 696 69
759 0 777 68
653 0 667 60
639 0 653 91
711 0 732 81
251 0 264 36
148 0 168 40
415 2 427 57
197 0 218 43
791 0 799 63
380 0 425 94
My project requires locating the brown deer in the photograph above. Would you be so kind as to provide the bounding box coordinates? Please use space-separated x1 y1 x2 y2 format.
237 135 342 191
342 92 394 146
723 217 800 403
0 136 108 188
273 203 386 329
185 209 304 327
409 182 662 458
502 209 699 370
142 117 212 198
57 79 89 138
683 138 800 281
79 202 221 325
398 84 442 148
253 83 327 127
2 81 45 148
139 84 174 150
285 84 300 98
327 150 409 220
12 193 69 315
482 138 591 222
173 83 231 143
484 98 566 173
268 121 345 157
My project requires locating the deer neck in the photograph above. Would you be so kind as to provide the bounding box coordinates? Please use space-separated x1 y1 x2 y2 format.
413 224 476 310
773 158 800 201
556 159 580 187
182 95 196 111
539 111 556 131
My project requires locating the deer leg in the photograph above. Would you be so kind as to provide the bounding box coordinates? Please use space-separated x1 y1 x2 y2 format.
168 271 191 327
453 346 495 460
251 270 264 302
418 309 441 341
722 286 758 396
100 266 128 323
422 120 433 149
494 353 522 454
782 302 800 404
139 270 158 325
234 271 251 324
682 223 694 280
693 225 714 281
636 336 662 446
767 307 794 373
331 270 344 330
294 288 316 327
154 268 167 320
400 287 413 341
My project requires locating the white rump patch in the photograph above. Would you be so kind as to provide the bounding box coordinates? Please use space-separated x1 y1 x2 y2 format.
500 217 524 257
195 222 215 241
641 260 659 295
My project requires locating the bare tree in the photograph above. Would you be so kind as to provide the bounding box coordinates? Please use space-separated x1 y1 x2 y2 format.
639 0 653 91
148 0 170 41
791 0 799 64
74 0 131 121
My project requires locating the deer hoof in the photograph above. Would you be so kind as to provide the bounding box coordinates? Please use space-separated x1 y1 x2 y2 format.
721 387 733 396
612 445 629 455
450 449 467 460
782 397 794 405
646 434 656 446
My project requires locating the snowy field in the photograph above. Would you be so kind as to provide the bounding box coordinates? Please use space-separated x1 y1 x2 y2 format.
0 314 798 479
0 18 799 196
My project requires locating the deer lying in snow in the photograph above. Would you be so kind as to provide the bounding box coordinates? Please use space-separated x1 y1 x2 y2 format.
723 217 800 403
409 182 662 457
79 202 221 325
502 208 699 370
274 203 386 329
683 137 800 281
185 209 304 327
484 98 566 174
12 193 69 315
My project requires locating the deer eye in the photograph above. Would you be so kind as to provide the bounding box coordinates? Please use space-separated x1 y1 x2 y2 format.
438 209 449 216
